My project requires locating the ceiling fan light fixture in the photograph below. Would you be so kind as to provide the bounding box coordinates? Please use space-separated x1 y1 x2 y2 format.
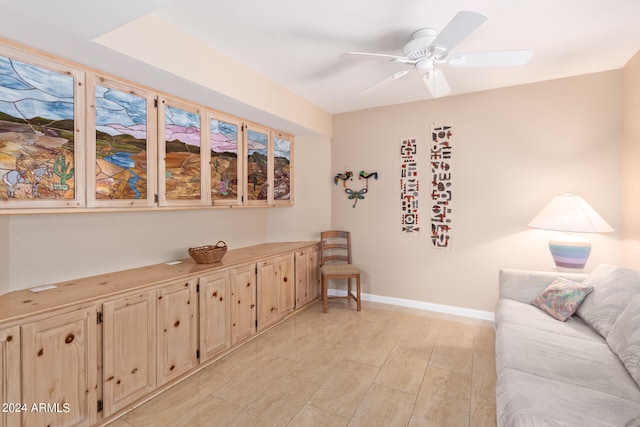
415 59 433 73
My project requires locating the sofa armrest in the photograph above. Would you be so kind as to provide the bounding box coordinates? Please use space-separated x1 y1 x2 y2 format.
499 268 587 304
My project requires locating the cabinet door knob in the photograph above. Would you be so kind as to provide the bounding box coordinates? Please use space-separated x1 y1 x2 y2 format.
283 277 288 282
65 334 75 344
174 320 180 327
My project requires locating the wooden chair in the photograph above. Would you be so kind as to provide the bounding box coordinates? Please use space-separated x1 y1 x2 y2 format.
320 230 361 313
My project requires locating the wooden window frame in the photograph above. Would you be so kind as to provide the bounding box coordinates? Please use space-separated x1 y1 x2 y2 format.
85 75 158 208
157 97 208 207
0 43 86 209
207 111 243 206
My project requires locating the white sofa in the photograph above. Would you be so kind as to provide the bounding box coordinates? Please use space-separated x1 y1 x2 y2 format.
495 265 640 426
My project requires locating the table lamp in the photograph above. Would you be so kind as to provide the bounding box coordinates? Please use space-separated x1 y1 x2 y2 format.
528 193 614 269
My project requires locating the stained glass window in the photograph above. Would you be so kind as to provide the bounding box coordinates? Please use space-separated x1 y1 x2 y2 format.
210 118 238 202
94 84 149 201
246 128 268 201
273 136 291 201
0 54 77 202
163 104 201 201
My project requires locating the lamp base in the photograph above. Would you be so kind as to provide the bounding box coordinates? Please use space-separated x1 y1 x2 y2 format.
548 233 591 270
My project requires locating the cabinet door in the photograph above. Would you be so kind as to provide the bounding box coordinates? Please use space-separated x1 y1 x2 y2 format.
257 259 279 331
157 280 198 385
199 271 230 361
308 246 321 302
103 291 156 417
0 326 20 427
22 307 98 427
295 250 310 308
295 247 320 308
230 264 256 344
279 253 295 316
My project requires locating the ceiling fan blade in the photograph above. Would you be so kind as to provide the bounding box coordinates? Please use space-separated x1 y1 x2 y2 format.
423 69 451 98
448 50 533 67
430 11 488 54
341 51 413 64
357 70 410 96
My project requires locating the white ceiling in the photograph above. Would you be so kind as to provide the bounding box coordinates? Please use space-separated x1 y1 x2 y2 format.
1 0 640 117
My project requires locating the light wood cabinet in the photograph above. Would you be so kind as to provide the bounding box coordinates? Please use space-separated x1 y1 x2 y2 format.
102 291 156 417
0 241 319 427
21 307 98 427
0 326 20 427
295 247 321 308
279 253 295 316
199 270 231 361
257 259 279 330
156 279 198 385
257 253 295 331
230 264 256 344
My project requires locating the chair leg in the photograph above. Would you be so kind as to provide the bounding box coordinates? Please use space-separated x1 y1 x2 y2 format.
356 274 361 311
347 277 352 299
322 276 328 313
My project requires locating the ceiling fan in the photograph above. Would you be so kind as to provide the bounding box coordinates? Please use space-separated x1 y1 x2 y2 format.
343 11 532 98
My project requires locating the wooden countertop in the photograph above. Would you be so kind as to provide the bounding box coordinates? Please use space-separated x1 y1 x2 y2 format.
0 241 318 325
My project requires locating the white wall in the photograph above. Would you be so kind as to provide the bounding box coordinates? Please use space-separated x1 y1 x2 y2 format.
622 51 640 268
268 136 332 242
332 71 623 313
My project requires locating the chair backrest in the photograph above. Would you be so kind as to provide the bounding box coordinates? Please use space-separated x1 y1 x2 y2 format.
320 230 352 266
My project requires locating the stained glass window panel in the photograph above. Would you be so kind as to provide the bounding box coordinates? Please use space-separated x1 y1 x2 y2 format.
246 128 268 201
94 84 148 200
0 55 76 201
164 105 201 200
210 118 238 201
273 136 291 201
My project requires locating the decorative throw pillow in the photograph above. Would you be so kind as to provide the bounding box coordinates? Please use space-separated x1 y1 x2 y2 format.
531 277 594 321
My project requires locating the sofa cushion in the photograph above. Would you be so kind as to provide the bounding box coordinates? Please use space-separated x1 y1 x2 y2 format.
497 368 640 427
576 264 640 339
496 322 640 401
530 277 593 321
606 296 640 387
495 298 603 342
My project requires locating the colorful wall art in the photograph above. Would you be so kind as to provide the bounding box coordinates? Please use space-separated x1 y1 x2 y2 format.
273 135 291 201
400 138 419 235
94 84 149 201
246 127 269 201
210 117 239 201
0 54 79 204
163 104 202 200
430 125 453 249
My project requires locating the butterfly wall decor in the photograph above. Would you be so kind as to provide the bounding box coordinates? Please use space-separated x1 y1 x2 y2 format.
345 187 368 208
334 169 378 208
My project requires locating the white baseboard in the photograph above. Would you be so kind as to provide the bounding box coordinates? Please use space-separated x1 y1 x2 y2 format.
327 289 495 322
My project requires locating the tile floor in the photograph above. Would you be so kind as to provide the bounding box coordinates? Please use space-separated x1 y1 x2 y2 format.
109 299 497 427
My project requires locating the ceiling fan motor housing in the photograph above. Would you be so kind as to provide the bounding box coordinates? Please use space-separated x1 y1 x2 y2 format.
402 28 437 59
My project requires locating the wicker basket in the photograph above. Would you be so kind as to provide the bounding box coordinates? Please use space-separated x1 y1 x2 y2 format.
188 241 227 264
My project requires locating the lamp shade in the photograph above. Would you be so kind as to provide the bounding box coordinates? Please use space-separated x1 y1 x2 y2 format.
528 193 614 233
